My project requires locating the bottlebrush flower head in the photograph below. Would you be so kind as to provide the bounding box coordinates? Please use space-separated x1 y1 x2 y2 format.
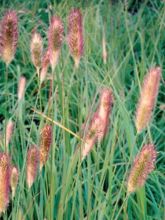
30 31 43 75
18 76 26 101
81 88 113 160
39 125 52 170
5 119 14 148
26 145 39 188
0 10 18 65
40 50 50 84
10 166 19 199
68 8 83 68
127 144 157 193
48 16 64 71
0 153 11 214
96 88 113 141
81 113 104 160
135 67 161 133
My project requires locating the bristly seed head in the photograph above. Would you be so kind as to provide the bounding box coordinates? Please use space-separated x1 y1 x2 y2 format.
135 67 161 133
68 8 83 68
48 16 64 71
26 145 39 188
18 76 26 101
10 166 19 199
127 144 157 193
81 113 103 160
30 31 43 75
96 88 113 141
0 153 11 214
39 125 52 170
5 119 14 149
81 88 113 160
0 10 18 65
40 50 50 84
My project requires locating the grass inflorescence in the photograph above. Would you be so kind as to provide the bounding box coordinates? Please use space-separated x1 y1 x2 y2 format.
0 0 164 219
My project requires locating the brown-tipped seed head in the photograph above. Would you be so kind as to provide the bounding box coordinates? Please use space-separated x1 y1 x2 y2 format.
39 125 52 170
10 166 19 199
48 16 64 71
127 144 157 193
135 67 161 133
30 31 43 74
26 145 39 188
0 10 18 65
0 153 10 214
40 50 50 84
18 76 26 101
68 8 83 68
5 119 14 148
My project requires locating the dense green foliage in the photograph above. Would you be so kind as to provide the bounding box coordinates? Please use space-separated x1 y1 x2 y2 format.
0 0 164 219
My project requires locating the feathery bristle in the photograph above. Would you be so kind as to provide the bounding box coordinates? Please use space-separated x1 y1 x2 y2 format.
10 166 19 199
5 119 14 148
0 10 18 65
135 67 161 133
0 153 10 214
40 50 50 83
48 16 64 71
30 31 43 74
68 8 83 68
127 144 157 193
18 76 26 101
26 145 39 188
39 125 52 170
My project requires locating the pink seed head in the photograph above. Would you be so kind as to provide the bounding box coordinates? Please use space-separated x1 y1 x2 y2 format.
97 88 113 140
18 76 26 101
68 8 83 68
40 50 50 83
26 145 39 188
81 113 103 160
10 166 19 199
135 67 161 133
30 31 43 74
127 144 157 193
0 153 11 214
39 125 52 170
0 10 18 65
5 119 14 148
48 16 64 71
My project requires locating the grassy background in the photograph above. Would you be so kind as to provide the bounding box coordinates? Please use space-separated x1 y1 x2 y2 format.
0 0 164 219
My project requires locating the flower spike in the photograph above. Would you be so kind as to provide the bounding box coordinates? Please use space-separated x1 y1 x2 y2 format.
0 10 18 65
68 8 83 68
135 67 161 133
127 144 157 193
40 50 50 84
81 88 113 160
10 166 19 199
26 145 39 188
48 16 64 71
0 153 11 214
5 119 14 149
30 31 43 75
18 76 26 101
39 125 52 170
